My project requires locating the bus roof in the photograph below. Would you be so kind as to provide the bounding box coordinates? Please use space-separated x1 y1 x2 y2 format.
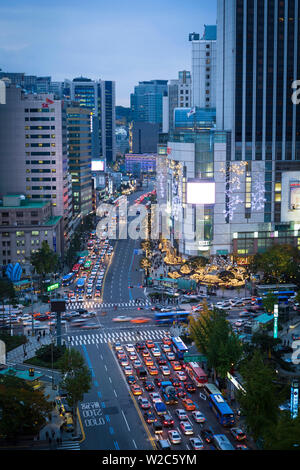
209 394 234 415
155 311 189 317
204 383 221 395
62 273 74 280
171 336 188 350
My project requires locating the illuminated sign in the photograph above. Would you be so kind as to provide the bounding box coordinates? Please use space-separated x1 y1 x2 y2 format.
291 380 299 419
273 304 278 338
290 181 300 210
186 181 215 205
92 160 105 172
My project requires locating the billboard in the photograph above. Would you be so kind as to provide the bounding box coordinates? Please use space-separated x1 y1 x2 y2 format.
91 160 105 172
290 181 300 210
186 181 215 205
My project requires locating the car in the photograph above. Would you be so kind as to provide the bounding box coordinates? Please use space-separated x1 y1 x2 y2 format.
129 352 137 361
143 410 157 424
148 366 158 376
126 375 136 385
133 359 142 369
160 307 173 312
201 428 214 443
112 315 132 322
161 365 171 376
168 430 181 444
230 427 247 441
126 344 135 352
149 392 162 403
151 349 161 359
162 336 172 345
236 444 250 450
123 365 133 375
138 397 151 410
130 317 150 323
166 352 176 361
144 357 154 367
175 409 188 420
131 384 142 396
120 358 129 367
171 361 182 371
176 371 187 381
182 398 196 411
184 382 196 393
176 386 186 399
189 437 204 450
146 340 155 349
152 422 163 435
170 378 181 388
160 413 174 427
157 357 167 366
154 377 162 388
162 344 171 353
136 342 146 351
143 380 155 391
192 410 206 423
180 421 194 435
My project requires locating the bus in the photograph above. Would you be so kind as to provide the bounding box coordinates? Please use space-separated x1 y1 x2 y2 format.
75 278 86 294
203 383 222 399
62 272 75 286
154 311 190 325
208 393 235 427
171 336 188 360
185 362 208 387
72 264 80 274
213 434 235 451
256 290 295 306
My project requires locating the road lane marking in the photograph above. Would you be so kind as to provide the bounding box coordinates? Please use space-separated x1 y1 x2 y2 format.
121 409 131 432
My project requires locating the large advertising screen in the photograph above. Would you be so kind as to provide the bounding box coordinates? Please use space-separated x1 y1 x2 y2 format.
186 181 215 205
91 160 105 172
290 182 300 210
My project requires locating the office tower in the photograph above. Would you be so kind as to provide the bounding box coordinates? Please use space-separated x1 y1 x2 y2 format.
164 71 192 132
216 0 300 258
0 72 51 94
0 83 73 245
130 80 168 125
66 105 93 222
190 25 217 109
65 77 116 163
130 122 161 153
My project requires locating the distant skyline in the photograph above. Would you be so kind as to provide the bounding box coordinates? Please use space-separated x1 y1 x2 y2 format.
0 0 217 107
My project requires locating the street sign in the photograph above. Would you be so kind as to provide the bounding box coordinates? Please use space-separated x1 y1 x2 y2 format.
183 354 207 363
273 304 278 339
47 282 60 292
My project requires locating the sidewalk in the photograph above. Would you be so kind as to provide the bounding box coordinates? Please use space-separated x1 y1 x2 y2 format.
6 330 53 366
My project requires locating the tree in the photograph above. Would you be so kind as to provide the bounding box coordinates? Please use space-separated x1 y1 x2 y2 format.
251 244 300 285
262 412 300 450
0 374 52 441
0 278 16 331
57 348 92 436
237 350 282 442
188 301 218 357
30 240 59 290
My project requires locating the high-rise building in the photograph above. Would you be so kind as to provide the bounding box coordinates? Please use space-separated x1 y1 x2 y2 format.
0 84 73 245
130 80 168 125
164 71 192 132
190 25 217 109
130 122 161 154
215 0 300 258
65 77 116 164
66 105 93 222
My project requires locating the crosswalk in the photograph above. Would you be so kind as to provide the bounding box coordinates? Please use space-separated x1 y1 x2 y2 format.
57 439 81 450
67 328 169 347
66 299 152 311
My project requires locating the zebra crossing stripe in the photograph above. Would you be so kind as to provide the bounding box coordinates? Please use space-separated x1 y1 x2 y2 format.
57 440 80 450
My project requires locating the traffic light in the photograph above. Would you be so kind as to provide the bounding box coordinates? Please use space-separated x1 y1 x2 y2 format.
29 368 34 377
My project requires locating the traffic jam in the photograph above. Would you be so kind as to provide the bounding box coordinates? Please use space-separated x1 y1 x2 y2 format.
113 335 249 450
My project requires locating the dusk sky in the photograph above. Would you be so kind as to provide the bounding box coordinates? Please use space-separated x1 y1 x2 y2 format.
0 0 217 107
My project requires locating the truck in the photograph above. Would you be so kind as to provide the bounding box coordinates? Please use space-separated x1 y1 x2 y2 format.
161 381 178 405
154 401 167 415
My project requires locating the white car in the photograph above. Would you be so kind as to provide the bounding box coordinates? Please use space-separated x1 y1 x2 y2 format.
191 411 206 423
168 430 181 444
77 296 84 302
175 409 188 420
189 437 204 450
180 421 193 435
149 392 162 403
123 365 133 375
152 347 161 357
126 344 135 352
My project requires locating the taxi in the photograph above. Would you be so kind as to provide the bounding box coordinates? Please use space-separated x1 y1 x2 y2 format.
171 361 182 371
144 357 154 367
181 398 196 411
148 366 158 376
131 384 143 396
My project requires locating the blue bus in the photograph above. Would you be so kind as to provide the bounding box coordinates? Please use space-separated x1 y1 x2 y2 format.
154 311 190 325
256 290 295 306
171 336 188 360
75 277 86 293
208 393 235 427
62 272 75 286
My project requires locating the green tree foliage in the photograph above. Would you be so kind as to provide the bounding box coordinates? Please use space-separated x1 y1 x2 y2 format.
262 412 300 450
30 240 59 291
237 350 282 442
262 291 278 313
0 278 16 306
251 244 300 285
0 375 52 440
58 348 92 435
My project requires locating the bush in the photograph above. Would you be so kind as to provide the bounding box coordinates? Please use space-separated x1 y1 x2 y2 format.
35 343 66 365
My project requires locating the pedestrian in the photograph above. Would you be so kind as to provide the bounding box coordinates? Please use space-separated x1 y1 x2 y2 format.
37 335 40 342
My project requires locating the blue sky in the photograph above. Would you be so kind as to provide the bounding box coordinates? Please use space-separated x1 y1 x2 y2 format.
0 0 217 106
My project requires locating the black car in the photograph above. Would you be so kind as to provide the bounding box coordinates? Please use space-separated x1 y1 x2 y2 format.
144 380 155 391
157 358 167 366
126 375 136 385
160 413 174 428
201 429 214 443
144 410 157 424
136 341 146 351
154 377 162 388
184 382 196 393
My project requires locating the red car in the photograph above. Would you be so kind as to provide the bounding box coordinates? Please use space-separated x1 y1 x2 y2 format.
162 336 172 345
171 361 182 371
146 340 155 349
